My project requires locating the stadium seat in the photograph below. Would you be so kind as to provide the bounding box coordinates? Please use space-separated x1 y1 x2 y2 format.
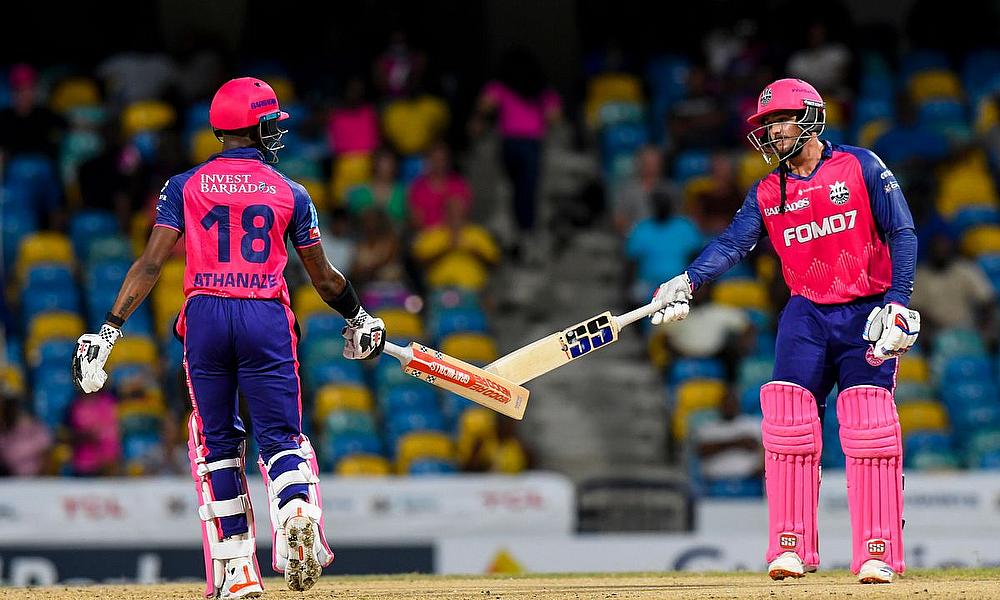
324 433 383 469
27 312 85 362
894 381 936 404
408 458 459 475
904 430 953 460
705 476 764 498
377 308 424 341
669 358 726 384
908 70 964 104
32 367 76 430
121 100 176 136
336 454 391 476
897 354 930 383
961 50 1000 102
940 356 994 385
25 263 75 291
323 409 377 437
941 381 999 410
600 122 648 170
32 338 77 372
302 313 348 341
386 410 447 448
899 49 951 84
439 333 498 365
293 285 331 322
85 237 133 263
190 127 220 164
22 286 81 324
69 210 120 260
897 400 949 435
947 205 1000 238
855 119 890 148
585 72 644 128
429 307 488 341
978 253 1000 293
374 355 414 393
739 386 763 416
933 328 987 358
6 155 61 212
908 447 961 471
105 336 159 372
381 384 439 414
396 431 454 474
17 232 75 280
301 337 346 370
315 383 374 419
960 224 1000 257
672 149 711 184
672 379 726 440
306 359 365 389
711 278 769 311
2 208 36 275
455 407 498 465
737 356 774 390
399 155 425 184
964 428 1000 468
49 77 101 113
330 153 372 205
597 101 645 129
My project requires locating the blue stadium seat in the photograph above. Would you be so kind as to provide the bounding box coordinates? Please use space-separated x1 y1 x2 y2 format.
853 97 895 128
323 409 377 437
33 339 76 372
122 432 162 465
306 359 365 388
908 448 961 470
408 458 458 475
894 381 936 404
948 205 1000 238
941 356 995 385
672 149 711 184
904 430 953 457
941 381 998 409
85 259 131 291
381 384 439 414
978 254 1000 293
22 287 81 323
668 358 726 384
1 208 37 274
32 368 76 429
933 328 987 358
430 307 488 341
69 210 119 260
374 355 413 392
739 386 762 416
601 122 648 169
961 49 1000 101
25 264 75 290
6 155 61 212
917 99 968 131
303 313 347 341
301 337 346 370
323 433 382 469
899 50 951 83
386 410 446 449
441 391 480 427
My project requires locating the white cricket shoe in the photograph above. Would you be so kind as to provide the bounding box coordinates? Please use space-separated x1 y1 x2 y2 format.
219 556 263 599
768 551 806 580
283 499 323 591
858 559 896 584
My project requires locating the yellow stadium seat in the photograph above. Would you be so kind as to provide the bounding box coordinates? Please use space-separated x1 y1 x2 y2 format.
456 407 499 468
975 97 998 135
106 336 159 371
300 178 328 212
646 329 672 370
898 401 948 435
682 175 714 209
824 99 845 126
336 454 391 476
897 355 929 383
50 77 101 113
857 119 890 148
908 70 963 104
315 384 374 418
190 127 221 164
293 285 330 322
2 365 25 395
712 278 770 311
493 437 528 474
440 332 498 365
584 73 644 128
17 232 75 280
121 100 176 136
396 431 454 474
936 167 998 217
130 211 151 256
378 308 423 341
672 379 726 440
737 151 774 190
266 77 295 105
330 153 372 205
961 224 1000 257
27 312 85 361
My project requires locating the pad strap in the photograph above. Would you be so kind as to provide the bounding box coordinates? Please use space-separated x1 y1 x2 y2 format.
196 457 242 477
270 463 318 495
199 495 250 521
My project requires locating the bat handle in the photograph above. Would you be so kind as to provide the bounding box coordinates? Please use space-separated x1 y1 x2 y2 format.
615 299 671 329
383 341 412 364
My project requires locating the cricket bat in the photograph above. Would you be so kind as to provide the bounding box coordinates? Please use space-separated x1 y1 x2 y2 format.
383 341 530 419
484 299 670 385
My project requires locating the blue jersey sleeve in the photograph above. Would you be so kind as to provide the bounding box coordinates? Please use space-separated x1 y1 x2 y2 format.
686 185 764 289
287 179 321 248
154 176 185 232
846 146 917 306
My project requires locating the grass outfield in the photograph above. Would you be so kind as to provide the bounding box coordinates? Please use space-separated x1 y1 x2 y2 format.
3 569 998 599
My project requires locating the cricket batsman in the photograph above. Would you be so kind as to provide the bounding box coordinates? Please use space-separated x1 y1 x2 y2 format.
71 77 387 598
651 78 919 583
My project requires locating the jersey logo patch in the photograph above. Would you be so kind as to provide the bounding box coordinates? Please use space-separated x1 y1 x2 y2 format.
829 181 850 205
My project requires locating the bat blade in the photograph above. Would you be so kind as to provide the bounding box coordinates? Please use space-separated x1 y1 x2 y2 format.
387 342 529 419
485 311 620 385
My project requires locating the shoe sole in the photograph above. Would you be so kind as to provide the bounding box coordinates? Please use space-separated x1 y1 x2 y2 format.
285 516 322 592
859 576 893 584
769 569 805 581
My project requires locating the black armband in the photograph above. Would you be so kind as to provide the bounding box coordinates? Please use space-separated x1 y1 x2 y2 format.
326 281 360 319
105 312 126 328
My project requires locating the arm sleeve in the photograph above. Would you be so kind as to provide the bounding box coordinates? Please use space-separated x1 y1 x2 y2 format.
288 180 322 248
853 147 917 306
153 176 185 232
685 186 764 290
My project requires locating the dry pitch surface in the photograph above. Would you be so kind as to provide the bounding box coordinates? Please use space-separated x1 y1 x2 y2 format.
2 569 999 599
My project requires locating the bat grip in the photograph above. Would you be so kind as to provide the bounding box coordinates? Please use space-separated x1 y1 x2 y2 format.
615 299 671 329
383 341 411 364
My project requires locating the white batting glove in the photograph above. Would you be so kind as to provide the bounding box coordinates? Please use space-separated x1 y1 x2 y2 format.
342 307 386 360
863 304 921 360
650 272 694 326
72 324 122 393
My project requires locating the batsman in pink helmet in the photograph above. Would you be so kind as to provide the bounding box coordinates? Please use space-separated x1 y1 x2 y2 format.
72 77 389 597
651 78 920 583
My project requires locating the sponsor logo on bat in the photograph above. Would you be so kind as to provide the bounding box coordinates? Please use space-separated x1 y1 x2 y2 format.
469 376 512 404
563 314 615 358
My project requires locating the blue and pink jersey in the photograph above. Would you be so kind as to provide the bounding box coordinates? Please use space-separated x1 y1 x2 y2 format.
154 146 321 306
687 141 916 306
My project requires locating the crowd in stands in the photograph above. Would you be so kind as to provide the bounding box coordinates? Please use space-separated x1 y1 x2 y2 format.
1 18 999 493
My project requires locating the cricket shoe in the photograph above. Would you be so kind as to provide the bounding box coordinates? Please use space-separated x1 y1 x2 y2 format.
219 556 263 599
768 551 806 580
282 499 323 591
858 559 896 584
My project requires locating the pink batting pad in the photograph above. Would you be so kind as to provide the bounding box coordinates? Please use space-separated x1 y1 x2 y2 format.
760 382 823 567
837 385 905 574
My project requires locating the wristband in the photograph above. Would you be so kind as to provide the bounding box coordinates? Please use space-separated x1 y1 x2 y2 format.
105 312 126 328
326 281 360 319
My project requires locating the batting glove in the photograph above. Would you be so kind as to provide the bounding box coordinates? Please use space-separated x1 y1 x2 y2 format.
72 324 122 393
863 303 921 360
342 307 386 360
650 272 693 326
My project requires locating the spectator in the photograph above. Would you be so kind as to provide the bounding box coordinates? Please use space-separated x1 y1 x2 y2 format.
412 198 500 292
349 207 405 289
408 141 473 230
320 207 358 278
613 145 680 235
0 64 66 159
872 94 951 168
665 65 728 151
117 372 171 476
327 76 380 156
67 390 121 476
77 121 150 228
472 47 563 237
786 21 851 98
0 388 51 477
693 390 764 482
373 30 427 100
346 147 408 227
625 187 703 304
381 87 449 157
688 151 743 235
909 233 996 335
